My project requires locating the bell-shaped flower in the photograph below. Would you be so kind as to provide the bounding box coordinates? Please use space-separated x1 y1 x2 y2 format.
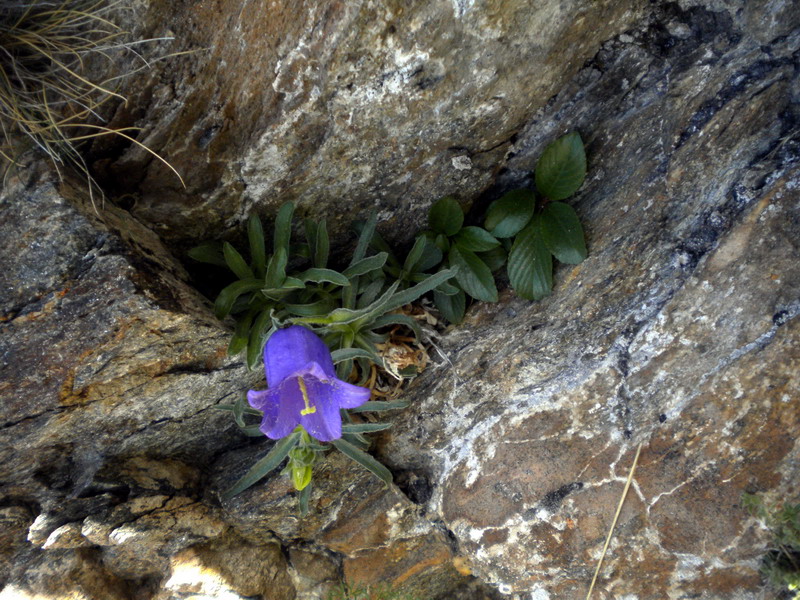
247 325 370 442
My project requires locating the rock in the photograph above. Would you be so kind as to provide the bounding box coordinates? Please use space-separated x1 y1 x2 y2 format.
378 1 800 596
94 0 645 249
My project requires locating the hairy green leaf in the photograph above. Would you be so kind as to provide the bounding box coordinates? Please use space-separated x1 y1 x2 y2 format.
535 132 586 200
214 279 263 319
331 438 392 486
540 202 588 264
484 189 536 237
449 246 498 302
429 196 463 236
224 242 255 280
314 219 330 268
228 309 255 355
403 235 428 274
343 253 388 278
265 247 287 289
341 422 393 434
247 310 275 369
371 312 422 340
188 242 227 267
274 202 295 255
297 268 350 286
331 347 379 364
223 432 301 499
248 215 266 277
349 399 410 413
508 215 553 300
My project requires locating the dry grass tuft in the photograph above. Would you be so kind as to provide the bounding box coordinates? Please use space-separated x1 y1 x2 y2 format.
0 0 183 198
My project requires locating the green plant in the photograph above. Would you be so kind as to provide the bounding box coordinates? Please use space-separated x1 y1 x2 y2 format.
743 493 800 597
487 131 588 301
190 203 455 378
327 581 420 600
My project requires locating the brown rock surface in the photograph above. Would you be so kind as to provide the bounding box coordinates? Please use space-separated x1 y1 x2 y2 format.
1 0 798 598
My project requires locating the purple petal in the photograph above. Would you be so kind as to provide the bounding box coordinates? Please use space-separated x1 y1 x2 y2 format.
260 378 304 439
264 326 336 386
331 379 371 409
299 377 343 442
247 388 280 435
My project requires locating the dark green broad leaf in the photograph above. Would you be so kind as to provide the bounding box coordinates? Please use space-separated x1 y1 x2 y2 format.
273 202 295 255
187 242 227 267
434 289 466 324
331 438 392 486
214 279 263 319
223 242 255 280
415 233 443 272
484 189 536 238
540 202 588 264
248 215 266 277
449 246 498 302
429 196 464 236
535 132 586 200
508 216 553 300
222 432 301 499
454 226 500 252
477 245 507 272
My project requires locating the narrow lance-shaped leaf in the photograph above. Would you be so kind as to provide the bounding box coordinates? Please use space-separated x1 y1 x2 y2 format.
314 219 330 268
188 242 227 267
341 422 394 434
273 202 295 255
342 252 388 278
349 399 410 413
228 309 255 355
403 235 428 273
224 242 255 280
214 279 264 319
539 202 588 264
264 247 288 289
378 268 457 314
222 432 301 499
449 246 498 302
247 309 275 369
331 438 393 486
535 132 586 200
371 313 422 340
508 215 553 301
248 214 266 277
297 268 350 286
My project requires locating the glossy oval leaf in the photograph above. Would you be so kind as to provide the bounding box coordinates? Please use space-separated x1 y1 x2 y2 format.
540 202 588 264
454 226 500 252
434 289 466 324
484 189 536 238
449 246 498 302
508 216 553 301
429 196 464 236
535 132 586 201
415 234 443 272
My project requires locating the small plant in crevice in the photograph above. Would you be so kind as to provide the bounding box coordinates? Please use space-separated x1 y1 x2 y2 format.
385 131 589 323
743 493 800 597
191 131 590 510
0 0 184 199
326 581 420 600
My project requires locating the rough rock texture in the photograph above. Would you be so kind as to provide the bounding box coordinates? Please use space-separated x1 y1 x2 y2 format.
96 0 644 248
0 165 484 599
1 0 799 599
378 1 800 597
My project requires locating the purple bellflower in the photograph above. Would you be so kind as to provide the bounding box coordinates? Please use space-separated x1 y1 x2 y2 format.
247 325 370 442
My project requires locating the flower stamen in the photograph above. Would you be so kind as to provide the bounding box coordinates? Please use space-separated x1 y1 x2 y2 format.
297 377 317 415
